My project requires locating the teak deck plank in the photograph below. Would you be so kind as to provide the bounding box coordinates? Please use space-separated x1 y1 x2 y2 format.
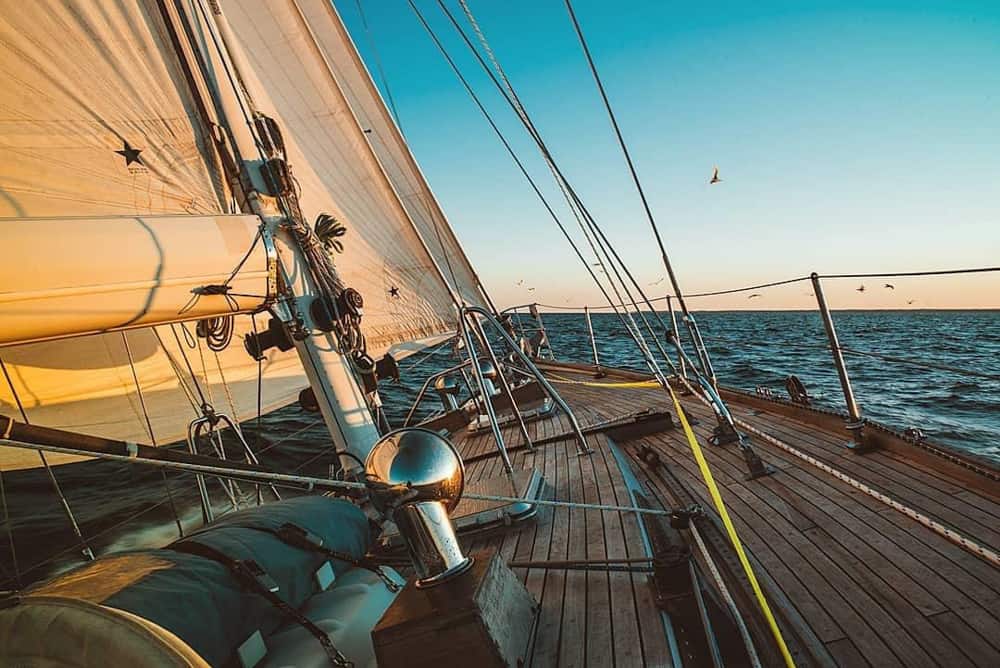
444 366 1000 667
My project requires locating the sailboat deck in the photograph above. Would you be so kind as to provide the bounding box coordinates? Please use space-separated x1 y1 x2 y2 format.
447 365 1000 667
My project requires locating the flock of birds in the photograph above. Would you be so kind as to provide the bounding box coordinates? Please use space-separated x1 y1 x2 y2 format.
514 167 918 306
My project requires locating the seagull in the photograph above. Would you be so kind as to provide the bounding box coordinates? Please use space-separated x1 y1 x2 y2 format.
516 279 524 286
857 284 866 293
884 283 895 290
527 287 535 292
907 299 916 305
649 277 665 286
709 166 722 184
748 293 761 299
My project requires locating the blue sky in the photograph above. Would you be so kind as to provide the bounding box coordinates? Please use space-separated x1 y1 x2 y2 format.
336 1 999 309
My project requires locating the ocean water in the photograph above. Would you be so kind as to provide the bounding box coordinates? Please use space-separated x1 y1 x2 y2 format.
1 310 997 588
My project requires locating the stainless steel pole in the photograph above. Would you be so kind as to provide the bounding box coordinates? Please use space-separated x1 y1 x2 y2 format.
459 314 518 489
666 295 686 378
465 306 592 455
810 273 867 449
470 313 535 453
584 306 601 373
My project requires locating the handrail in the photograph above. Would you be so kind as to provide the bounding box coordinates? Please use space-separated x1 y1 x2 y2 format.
462 305 591 455
537 264 999 454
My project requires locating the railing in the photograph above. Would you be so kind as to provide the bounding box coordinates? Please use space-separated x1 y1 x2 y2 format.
528 265 999 451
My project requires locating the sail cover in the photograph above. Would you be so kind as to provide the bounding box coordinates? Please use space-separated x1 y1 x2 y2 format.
0 0 480 467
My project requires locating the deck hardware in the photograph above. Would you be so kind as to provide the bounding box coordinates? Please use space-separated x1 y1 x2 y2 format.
463 305 592 455
459 314 518 488
243 316 294 360
652 544 695 607
810 273 870 451
669 505 703 530
365 428 472 588
785 375 811 406
584 306 606 377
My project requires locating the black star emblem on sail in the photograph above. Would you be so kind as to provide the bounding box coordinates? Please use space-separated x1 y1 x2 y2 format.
115 140 143 167
388 286 400 299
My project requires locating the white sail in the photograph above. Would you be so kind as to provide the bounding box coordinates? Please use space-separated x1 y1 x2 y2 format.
215 0 488 341
0 0 474 467
289 0 488 309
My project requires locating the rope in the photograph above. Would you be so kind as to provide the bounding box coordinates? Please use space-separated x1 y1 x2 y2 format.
689 523 763 668
664 384 795 667
535 265 1000 310
820 266 1000 279
668 372 1000 567
546 373 660 389
461 492 680 518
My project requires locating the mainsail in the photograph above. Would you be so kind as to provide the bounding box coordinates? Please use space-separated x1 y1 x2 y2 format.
0 0 483 468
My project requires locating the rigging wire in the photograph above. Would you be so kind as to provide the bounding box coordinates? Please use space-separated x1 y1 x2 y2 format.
560 0 686 313
121 331 185 538
822 266 1000 279
440 0 687 383
0 458 19 588
0 357 94 563
351 0 405 133
409 0 675 390
535 264 1000 310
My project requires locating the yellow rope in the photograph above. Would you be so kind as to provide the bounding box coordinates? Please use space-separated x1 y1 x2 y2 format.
545 372 660 389
665 384 796 667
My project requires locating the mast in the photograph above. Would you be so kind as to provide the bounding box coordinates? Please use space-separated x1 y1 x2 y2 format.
193 0 381 473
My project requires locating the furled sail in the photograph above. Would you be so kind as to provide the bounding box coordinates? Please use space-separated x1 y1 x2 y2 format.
0 0 302 467
216 0 488 347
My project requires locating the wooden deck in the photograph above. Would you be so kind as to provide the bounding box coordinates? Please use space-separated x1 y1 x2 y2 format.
445 365 1000 667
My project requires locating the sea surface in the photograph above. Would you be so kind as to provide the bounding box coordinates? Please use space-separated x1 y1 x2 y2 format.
2 310 997 588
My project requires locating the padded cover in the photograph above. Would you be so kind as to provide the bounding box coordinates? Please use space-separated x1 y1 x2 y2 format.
13 495 370 666
0 596 210 667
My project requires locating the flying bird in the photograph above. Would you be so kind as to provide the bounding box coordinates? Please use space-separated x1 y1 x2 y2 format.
748 293 762 299
884 283 895 290
527 287 535 292
856 284 866 293
516 279 524 286
649 277 665 286
907 299 916 305
709 166 722 184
